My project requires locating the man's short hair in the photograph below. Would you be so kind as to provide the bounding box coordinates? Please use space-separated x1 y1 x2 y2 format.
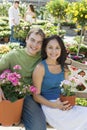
14 0 19 4
26 28 45 40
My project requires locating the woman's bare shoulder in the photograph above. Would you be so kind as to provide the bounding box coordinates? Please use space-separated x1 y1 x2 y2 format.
34 62 44 72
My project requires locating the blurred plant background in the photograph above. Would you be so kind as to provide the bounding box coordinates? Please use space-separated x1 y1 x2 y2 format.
0 0 87 106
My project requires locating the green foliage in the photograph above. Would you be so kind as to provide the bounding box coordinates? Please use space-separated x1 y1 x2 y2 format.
41 22 58 37
1 83 21 102
13 21 30 41
19 4 27 18
40 22 66 37
2 31 11 37
46 0 68 19
0 16 10 38
76 98 87 106
8 43 23 50
79 45 87 53
60 80 75 96
0 2 11 16
65 0 87 27
36 6 47 20
69 46 78 53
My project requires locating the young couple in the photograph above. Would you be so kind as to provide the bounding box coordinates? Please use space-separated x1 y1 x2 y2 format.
0 27 87 130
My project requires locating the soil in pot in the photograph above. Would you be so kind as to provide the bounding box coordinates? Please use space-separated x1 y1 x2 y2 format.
76 84 86 91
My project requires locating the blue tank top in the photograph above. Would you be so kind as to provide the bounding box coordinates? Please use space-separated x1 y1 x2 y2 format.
41 60 64 100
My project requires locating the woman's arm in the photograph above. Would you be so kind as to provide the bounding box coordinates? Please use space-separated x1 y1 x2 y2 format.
65 58 87 70
64 66 70 80
32 63 71 110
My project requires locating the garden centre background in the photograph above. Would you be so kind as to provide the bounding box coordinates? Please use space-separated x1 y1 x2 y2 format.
0 0 87 129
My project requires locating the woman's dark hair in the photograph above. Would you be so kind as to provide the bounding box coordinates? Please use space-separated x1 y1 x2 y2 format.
14 0 19 4
29 4 35 12
41 35 67 67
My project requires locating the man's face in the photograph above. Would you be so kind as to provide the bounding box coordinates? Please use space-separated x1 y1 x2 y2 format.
15 2 19 8
26 32 43 55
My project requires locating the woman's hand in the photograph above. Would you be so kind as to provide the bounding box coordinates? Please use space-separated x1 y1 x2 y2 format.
0 87 6 102
54 98 72 110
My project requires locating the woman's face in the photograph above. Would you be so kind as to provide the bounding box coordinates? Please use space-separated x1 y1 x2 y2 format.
46 39 61 61
26 32 43 55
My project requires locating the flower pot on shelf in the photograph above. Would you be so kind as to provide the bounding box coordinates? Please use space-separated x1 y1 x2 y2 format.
68 53 85 61
60 95 76 106
76 84 86 91
0 98 24 126
78 70 86 77
4 37 9 43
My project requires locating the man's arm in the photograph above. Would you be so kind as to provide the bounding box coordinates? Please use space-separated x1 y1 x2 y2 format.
0 88 6 102
65 58 87 70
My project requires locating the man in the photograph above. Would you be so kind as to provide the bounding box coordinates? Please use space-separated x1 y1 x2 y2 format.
0 28 46 130
8 0 20 42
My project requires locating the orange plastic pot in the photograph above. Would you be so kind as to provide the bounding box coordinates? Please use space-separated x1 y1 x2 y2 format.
60 95 76 106
0 98 24 126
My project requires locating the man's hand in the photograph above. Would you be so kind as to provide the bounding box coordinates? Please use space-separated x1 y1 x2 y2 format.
0 88 6 102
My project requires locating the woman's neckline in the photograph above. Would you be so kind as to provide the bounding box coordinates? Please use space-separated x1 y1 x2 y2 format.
45 59 59 66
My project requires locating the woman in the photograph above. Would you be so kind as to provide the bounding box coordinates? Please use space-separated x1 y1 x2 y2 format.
24 4 36 24
32 35 87 130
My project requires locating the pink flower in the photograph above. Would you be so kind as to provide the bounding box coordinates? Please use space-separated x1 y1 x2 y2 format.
70 66 78 71
7 73 19 86
13 72 21 79
29 86 37 94
13 65 21 70
70 77 78 83
0 65 31 102
85 61 87 65
0 69 11 79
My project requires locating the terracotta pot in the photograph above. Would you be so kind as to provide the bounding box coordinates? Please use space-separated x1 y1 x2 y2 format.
0 98 24 126
78 70 86 77
60 95 76 106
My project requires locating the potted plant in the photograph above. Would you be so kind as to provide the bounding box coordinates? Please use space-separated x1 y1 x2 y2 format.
0 65 37 126
70 74 86 92
79 45 87 57
66 0 87 56
13 21 30 42
3 31 10 43
46 0 68 34
67 41 85 62
60 80 76 106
